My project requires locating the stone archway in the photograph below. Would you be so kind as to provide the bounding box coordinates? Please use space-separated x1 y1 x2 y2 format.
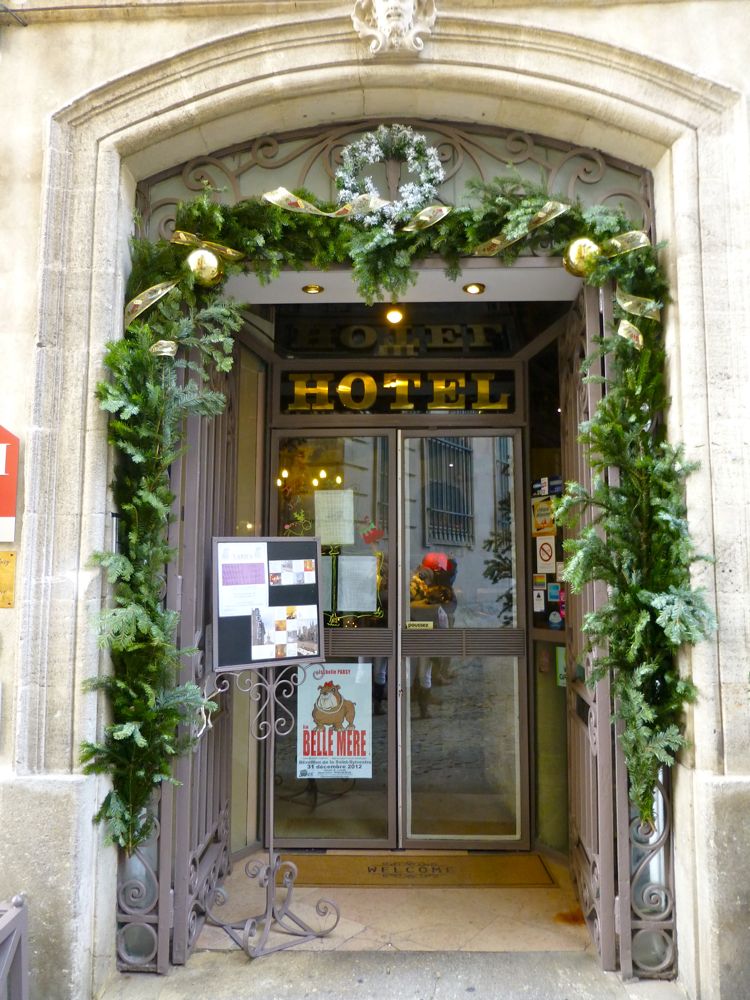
16 13 743 997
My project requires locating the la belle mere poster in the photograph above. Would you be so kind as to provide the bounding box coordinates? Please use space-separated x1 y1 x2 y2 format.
296 663 372 779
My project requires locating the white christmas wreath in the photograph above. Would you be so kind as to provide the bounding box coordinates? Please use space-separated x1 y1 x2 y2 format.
335 124 445 227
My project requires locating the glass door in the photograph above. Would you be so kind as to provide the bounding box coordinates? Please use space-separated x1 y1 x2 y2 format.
401 431 528 847
271 432 397 848
268 429 528 849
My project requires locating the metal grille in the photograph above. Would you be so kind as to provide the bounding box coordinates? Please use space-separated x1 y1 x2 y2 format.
401 627 526 657
136 121 654 242
560 287 617 971
423 437 474 547
0 897 28 1000
560 287 676 979
325 627 394 657
170 361 237 965
115 357 237 973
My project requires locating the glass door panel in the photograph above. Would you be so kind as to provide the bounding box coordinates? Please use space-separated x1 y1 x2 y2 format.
273 657 391 842
272 434 395 846
403 434 517 628
406 654 521 839
276 435 390 628
402 432 527 846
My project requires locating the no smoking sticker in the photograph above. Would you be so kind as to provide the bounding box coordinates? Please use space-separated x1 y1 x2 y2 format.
536 537 556 573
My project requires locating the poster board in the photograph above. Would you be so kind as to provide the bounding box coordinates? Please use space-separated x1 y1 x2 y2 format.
212 536 325 671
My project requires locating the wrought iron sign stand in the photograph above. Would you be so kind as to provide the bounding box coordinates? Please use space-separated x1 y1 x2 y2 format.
207 663 340 957
208 536 338 958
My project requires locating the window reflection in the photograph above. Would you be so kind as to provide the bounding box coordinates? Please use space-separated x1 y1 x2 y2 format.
404 435 516 629
277 437 389 628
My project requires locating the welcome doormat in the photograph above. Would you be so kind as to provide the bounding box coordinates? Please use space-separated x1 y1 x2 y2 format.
278 853 554 888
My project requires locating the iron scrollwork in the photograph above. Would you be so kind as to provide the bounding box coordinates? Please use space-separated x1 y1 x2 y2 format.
138 120 654 243
628 772 676 977
116 798 162 971
205 664 340 958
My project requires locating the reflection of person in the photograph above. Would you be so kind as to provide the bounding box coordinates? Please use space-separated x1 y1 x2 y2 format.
409 552 458 718
373 657 387 716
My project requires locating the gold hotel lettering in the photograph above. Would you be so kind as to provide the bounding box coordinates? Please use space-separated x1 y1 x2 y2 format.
285 372 509 412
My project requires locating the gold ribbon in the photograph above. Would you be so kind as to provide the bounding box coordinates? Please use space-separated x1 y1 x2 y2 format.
473 201 571 257
263 187 369 218
149 340 178 357
263 186 450 230
124 279 179 327
170 230 244 261
401 205 453 232
617 319 644 350
601 230 651 258
616 284 661 321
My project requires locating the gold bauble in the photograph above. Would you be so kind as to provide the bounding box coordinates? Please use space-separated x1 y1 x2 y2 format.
186 247 223 287
563 237 601 277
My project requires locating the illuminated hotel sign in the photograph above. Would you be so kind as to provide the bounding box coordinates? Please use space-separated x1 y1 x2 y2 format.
280 370 515 415
276 321 518 358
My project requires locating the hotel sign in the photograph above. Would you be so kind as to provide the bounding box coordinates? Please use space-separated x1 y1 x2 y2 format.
276 320 518 358
280 369 515 415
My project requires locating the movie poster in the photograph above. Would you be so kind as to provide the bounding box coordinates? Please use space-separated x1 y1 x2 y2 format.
296 662 372 779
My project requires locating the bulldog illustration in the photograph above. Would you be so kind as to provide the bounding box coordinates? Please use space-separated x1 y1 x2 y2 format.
312 681 356 731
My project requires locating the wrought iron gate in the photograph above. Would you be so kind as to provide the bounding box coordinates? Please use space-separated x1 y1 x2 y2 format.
560 285 677 978
116 359 237 973
169 363 236 964
560 284 618 969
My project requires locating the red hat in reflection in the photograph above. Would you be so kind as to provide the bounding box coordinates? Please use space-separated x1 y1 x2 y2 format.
421 552 449 572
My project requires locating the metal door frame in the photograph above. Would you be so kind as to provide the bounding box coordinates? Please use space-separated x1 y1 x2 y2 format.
265 422 530 851
398 427 530 850
267 426 400 851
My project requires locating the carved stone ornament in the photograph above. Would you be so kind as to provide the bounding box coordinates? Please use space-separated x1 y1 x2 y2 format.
352 0 437 55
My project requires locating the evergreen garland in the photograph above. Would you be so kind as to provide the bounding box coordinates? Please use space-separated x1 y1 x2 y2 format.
81 273 242 853
85 176 715 850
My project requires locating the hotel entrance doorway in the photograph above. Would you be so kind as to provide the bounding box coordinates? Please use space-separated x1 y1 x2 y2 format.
269 428 528 850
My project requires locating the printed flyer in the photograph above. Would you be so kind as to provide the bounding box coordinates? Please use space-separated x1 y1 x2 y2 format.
214 537 323 670
296 663 372 779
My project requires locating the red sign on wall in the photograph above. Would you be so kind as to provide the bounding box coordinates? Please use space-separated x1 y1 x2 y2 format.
0 425 20 543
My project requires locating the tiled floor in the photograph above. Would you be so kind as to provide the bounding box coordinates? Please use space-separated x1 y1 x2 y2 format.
195 852 592 956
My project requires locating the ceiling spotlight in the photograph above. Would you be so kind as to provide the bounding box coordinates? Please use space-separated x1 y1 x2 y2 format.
386 306 404 324
302 283 324 295
462 282 486 295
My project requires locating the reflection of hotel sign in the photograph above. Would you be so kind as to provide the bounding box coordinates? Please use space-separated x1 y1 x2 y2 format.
279 323 514 358
281 370 514 414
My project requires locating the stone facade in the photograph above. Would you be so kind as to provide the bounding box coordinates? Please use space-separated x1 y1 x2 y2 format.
0 2 748 998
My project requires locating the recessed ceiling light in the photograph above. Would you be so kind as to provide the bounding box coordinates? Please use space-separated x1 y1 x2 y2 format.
462 282 486 295
302 283 324 294
386 306 404 324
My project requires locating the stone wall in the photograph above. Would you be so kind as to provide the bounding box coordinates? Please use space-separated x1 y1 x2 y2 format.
0 3 748 997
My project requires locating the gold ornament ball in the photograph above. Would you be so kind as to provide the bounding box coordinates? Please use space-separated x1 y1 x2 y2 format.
187 247 223 287
563 237 601 277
